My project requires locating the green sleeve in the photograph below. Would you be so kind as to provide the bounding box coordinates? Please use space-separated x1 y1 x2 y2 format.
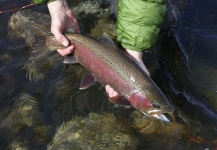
33 0 53 5
116 0 166 51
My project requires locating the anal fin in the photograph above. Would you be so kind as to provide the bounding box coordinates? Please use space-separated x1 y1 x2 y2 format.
63 56 78 64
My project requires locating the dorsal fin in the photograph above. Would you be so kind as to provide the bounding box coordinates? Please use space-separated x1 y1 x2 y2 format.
99 33 117 48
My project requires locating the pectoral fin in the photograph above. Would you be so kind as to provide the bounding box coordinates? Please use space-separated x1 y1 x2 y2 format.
63 56 78 64
79 73 96 90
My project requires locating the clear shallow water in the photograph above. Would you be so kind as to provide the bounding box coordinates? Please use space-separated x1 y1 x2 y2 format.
0 0 217 149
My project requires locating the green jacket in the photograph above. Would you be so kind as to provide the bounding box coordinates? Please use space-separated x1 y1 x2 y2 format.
33 0 52 4
117 0 166 51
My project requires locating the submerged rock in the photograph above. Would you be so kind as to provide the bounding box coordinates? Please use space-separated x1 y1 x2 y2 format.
72 0 112 18
90 18 116 39
15 93 42 127
0 93 51 148
47 113 140 150
8 9 50 45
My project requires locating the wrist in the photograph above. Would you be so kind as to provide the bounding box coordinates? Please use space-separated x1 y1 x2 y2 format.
47 0 69 9
47 0 69 17
47 0 54 4
33 0 58 5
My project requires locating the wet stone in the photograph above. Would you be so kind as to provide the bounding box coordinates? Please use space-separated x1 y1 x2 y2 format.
47 112 140 150
8 9 50 45
90 18 116 39
15 93 42 127
72 0 112 18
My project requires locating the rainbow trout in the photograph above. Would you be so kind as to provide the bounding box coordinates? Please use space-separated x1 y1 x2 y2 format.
46 33 174 122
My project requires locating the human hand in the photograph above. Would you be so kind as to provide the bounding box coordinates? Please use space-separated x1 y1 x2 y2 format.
47 0 80 56
105 85 119 97
106 49 150 98
126 49 150 76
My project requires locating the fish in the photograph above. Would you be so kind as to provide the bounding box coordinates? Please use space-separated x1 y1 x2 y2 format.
45 32 174 122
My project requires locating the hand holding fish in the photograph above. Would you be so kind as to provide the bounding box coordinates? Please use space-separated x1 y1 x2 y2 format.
47 0 121 98
47 0 80 56
45 33 174 122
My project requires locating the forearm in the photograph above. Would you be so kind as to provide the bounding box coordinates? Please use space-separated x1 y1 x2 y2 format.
47 0 70 19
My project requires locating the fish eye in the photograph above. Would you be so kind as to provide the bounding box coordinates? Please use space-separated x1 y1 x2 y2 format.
152 103 161 109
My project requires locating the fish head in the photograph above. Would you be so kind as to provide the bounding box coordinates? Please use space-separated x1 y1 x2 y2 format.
129 88 174 122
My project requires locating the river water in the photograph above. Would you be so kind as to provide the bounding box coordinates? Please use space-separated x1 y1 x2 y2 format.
0 0 216 149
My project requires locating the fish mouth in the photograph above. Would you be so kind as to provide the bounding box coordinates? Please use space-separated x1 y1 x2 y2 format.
152 113 170 122
146 109 172 122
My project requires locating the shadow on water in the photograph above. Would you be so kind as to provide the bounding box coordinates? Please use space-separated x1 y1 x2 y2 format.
0 0 217 149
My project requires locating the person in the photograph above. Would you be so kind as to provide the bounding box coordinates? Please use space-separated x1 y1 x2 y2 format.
33 0 166 98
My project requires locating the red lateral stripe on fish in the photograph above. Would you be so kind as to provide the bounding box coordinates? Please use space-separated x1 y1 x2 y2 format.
45 33 174 122
129 92 152 108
